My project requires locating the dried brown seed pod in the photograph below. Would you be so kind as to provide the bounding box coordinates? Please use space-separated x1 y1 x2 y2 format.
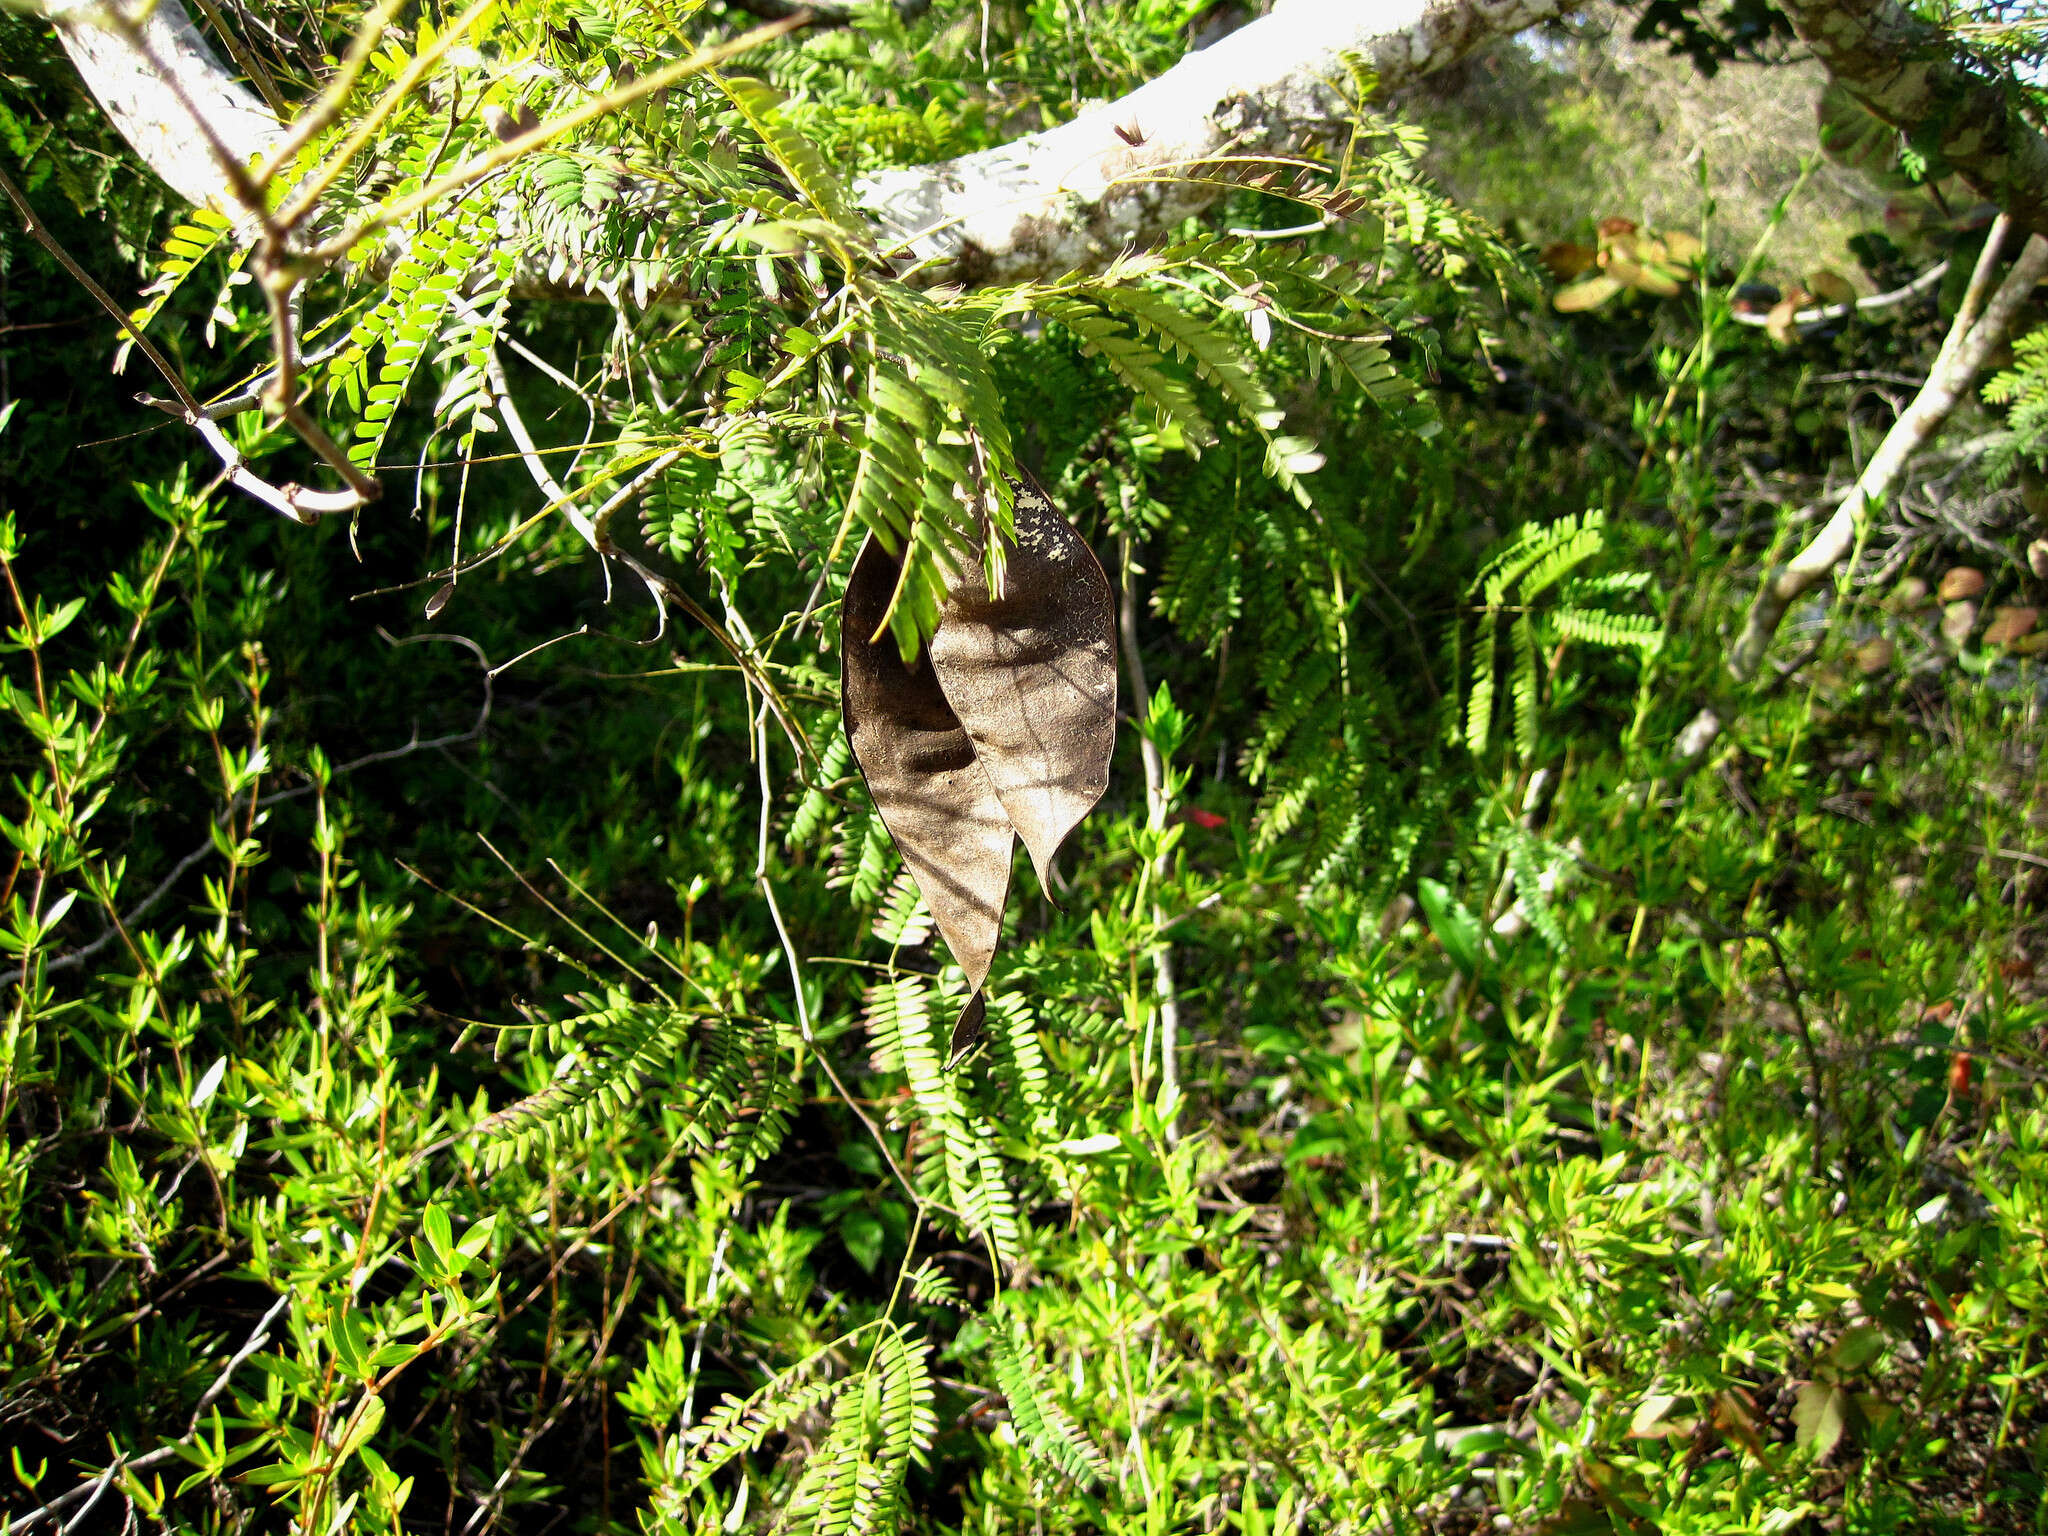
842 535 1014 1014
1984 605 2039 647
929 475 1117 894
841 475 1116 1064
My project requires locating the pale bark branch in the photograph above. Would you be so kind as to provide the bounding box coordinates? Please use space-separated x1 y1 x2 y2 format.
50 0 279 215
1727 258 1948 332
1727 218 2048 681
55 0 1570 292
851 0 1572 283
43 0 1576 537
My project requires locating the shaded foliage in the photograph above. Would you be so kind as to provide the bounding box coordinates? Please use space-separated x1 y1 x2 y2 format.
2 3 2048 1534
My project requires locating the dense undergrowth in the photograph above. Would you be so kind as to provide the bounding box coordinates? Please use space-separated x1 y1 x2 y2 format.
3 2 2048 1532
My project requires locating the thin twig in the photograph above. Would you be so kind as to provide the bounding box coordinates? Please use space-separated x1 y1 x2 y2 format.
271 0 482 230
1729 222 2048 679
189 1292 292 1431
142 329 354 420
679 1228 731 1431
305 13 813 264
0 165 198 413
1729 259 1950 331
53 1464 120 1536
0 163 367 521
485 352 807 757
181 0 289 116
1118 533 1181 1145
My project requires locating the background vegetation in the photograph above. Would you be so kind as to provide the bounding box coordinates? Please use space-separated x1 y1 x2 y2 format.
3 1 2047 1532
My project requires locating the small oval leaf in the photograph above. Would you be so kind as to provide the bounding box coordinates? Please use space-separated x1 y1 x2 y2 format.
1553 273 1624 313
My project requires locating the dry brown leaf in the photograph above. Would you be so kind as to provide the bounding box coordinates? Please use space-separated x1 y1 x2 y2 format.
843 533 1014 1012
929 474 1117 893
1938 565 1986 601
1765 294 1806 346
1984 604 2039 646
1539 241 1596 280
947 990 987 1066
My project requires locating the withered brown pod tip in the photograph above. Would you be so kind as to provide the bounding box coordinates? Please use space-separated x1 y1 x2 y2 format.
946 991 989 1068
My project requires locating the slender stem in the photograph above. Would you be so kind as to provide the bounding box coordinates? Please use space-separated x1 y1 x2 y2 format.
1729 221 2048 679
1118 533 1180 1145
182 0 289 116
1728 259 1949 331
307 13 812 264
0 165 199 413
274 0 494 232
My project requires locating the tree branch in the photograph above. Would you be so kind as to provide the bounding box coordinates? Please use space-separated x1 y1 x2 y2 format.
1727 219 2048 680
56 0 1571 291
1778 0 2048 244
853 0 1572 282
49 0 279 216
1727 258 1948 332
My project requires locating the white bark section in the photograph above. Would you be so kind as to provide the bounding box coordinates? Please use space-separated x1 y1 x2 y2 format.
1727 222 2048 680
51 0 280 214
855 0 1570 282
54 0 1566 286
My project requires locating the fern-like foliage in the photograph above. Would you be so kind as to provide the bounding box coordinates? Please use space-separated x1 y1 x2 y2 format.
122 207 236 363
663 1322 936 1536
844 280 1019 658
671 1339 850 1495
983 991 1057 1142
1457 511 1661 763
860 972 1021 1265
782 1324 938 1536
827 798 899 909
788 730 854 850
470 991 784 1175
430 251 516 456
990 1327 1112 1486
325 198 495 471
1501 824 1570 950
1982 321 2048 482
869 867 933 949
